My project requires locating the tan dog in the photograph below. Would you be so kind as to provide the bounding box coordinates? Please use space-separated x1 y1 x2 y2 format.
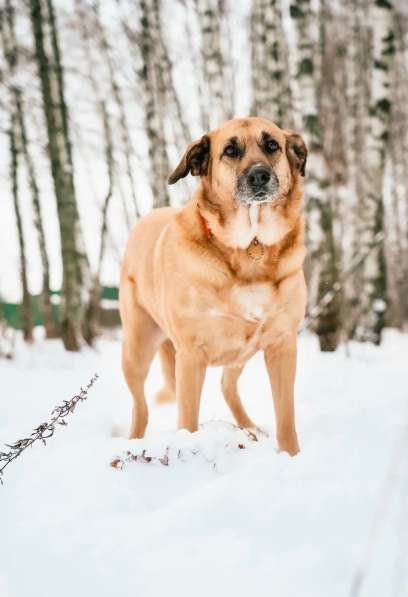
119 117 307 456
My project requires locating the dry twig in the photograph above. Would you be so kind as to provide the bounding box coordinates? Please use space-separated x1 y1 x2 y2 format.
0 373 99 484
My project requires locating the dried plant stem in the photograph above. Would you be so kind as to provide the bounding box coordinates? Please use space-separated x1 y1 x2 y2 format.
0 373 99 484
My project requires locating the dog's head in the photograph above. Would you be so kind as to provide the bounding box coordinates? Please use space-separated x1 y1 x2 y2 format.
168 117 307 208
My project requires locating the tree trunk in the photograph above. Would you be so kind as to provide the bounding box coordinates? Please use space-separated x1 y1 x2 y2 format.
250 0 293 127
1 0 55 338
74 0 132 236
342 0 370 339
135 0 171 208
195 0 231 129
16 91 57 339
355 0 395 344
91 0 140 220
9 115 33 343
290 0 341 351
388 16 408 329
30 0 89 351
83 100 114 344
183 1 209 133
151 0 191 153
74 0 132 232
73 0 122 341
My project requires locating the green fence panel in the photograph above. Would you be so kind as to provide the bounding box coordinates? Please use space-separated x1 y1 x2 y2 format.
0 287 119 329
101 286 119 300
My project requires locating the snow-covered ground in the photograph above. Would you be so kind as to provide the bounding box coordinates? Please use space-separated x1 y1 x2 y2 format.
0 330 407 597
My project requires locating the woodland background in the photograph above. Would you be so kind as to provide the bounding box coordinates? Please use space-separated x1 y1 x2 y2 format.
0 0 407 353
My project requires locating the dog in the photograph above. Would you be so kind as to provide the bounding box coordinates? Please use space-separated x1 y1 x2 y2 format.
119 117 307 456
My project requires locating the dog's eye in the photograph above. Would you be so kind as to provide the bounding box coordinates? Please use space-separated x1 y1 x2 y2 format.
224 144 240 158
265 139 279 154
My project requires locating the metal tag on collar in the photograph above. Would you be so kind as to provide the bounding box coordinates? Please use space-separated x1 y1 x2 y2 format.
247 237 264 262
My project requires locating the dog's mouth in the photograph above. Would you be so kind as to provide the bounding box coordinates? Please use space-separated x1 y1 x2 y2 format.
234 188 280 206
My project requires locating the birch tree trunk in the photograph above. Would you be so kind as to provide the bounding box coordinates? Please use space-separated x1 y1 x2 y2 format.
83 100 115 343
151 0 191 151
135 0 171 208
30 0 89 351
389 15 408 329
184 1 209 133
250 0 293 127
8 114 33 343
355 0 395 344
290 0 341 351
91 1 140 219
1 0 55 338
16 92 57 339
73 0 120 341
342 0 370 338
195 0 231 129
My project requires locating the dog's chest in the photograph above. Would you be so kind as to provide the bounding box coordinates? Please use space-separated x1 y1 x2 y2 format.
202 281 290 366
229 282 273 322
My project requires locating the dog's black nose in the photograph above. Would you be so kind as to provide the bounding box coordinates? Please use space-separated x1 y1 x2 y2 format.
247 165 271 189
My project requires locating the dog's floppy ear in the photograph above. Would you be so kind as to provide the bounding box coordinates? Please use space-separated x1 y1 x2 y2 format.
284 130 308 177
168 135 211 184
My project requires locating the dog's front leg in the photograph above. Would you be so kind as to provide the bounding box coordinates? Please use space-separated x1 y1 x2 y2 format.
175 349 206 432
264 335 300 456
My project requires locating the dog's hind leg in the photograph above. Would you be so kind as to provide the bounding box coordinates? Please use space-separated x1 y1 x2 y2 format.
221 365 255 429
120 284 163 438
155 339 176 403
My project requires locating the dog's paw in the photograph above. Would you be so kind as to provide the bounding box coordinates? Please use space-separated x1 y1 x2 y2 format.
277 432 300 457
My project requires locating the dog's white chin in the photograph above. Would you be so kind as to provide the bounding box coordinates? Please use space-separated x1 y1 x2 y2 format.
235 191 280 206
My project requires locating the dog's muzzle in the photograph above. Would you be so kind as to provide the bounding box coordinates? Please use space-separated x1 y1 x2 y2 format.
235 164 279 204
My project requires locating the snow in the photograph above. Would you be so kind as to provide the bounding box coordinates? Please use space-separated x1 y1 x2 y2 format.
1 329 408 597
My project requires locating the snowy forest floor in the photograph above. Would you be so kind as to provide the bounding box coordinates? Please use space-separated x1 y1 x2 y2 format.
0 330 407 597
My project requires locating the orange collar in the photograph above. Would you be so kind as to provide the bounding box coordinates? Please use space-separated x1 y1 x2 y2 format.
199 212 212 239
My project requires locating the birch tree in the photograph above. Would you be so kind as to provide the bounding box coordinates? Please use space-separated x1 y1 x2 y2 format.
290 0 341 351
341 0 370 338
8 115 33 343
91 1 140 219
151 0 191 151
355 0 395 344
83 101 115 342
250 0 293 127
195 0 232 129
30 0 90 351
72 0 121 340
387 12 408 329
1 0 56 339
125 0 171 208
1 3 33 344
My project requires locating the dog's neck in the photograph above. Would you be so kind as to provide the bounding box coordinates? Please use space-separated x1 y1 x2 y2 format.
177 196 305 283
194 183 302 251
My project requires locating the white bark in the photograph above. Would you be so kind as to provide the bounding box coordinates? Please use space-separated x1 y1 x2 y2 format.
251 0 293 127
291 0 341 351
355 0 395 344
137 0 171 208
195 0 231 129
